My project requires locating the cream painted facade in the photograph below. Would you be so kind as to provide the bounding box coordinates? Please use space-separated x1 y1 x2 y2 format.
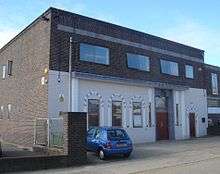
48 70 208 143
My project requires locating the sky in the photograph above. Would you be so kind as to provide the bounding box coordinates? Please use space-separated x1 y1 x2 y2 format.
0 0 220 66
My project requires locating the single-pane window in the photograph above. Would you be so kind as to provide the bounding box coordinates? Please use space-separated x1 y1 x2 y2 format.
133 102 143 128
112 101 122 127
185 65 194 79
88 99 100 127
211 73 218 95
8 60 13 76
127 53 150 71
2 65 6 79
80 43 109 65
160 59 179 76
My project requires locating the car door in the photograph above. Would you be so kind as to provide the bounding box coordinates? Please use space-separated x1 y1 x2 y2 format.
87 128 96 151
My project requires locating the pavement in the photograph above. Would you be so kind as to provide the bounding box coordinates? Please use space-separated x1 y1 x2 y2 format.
14 136 220 174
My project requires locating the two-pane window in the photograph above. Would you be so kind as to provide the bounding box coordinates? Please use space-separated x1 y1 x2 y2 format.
88 99 100 127
160 59 179 76
185 65 194 79
132 102 143 128
112 101 122 127
127 53 150 71
211 73 218 95
80 43 109 65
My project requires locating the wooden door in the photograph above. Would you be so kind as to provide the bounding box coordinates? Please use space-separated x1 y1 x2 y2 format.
189 113 196 138
156 112 169 140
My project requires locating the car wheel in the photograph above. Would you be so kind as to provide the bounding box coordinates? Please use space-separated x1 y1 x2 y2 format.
98 149 105 160
123 153 131 158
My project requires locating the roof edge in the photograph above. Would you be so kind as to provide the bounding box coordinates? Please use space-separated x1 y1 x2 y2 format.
0 7 53 53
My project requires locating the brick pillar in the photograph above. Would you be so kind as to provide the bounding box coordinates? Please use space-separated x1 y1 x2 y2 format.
61 112 87 165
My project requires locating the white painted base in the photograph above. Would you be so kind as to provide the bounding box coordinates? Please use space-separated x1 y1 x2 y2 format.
48 70 208 144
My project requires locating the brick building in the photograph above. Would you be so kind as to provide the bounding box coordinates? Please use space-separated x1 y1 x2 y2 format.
0 7 219 148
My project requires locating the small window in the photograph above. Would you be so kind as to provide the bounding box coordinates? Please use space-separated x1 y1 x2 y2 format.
2 65 6 79
132 102 143 128
8 60 13 76
88 99 100 127
160 59 179 76
112 101 122 127
80 43 109 65
176 104 179 126
7 104 12 119
127 53 150 71
148 103 152 127
211 73 218 95
0 106 3 119
185 65 194 79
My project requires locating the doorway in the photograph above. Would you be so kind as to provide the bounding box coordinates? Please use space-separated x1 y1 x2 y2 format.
189 113 196 138
156 112 169 140
155 89 173 140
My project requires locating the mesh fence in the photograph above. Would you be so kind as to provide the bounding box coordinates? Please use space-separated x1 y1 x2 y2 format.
34 118 48 146
49 118 64 148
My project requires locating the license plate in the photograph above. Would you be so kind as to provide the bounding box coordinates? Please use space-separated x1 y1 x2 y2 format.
117 143 127 147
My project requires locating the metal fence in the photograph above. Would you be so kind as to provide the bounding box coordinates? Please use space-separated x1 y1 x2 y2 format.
34 118 64 148
34 118 48 146
49 118 64 148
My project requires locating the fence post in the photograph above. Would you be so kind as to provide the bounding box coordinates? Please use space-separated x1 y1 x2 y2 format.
61 112 87 165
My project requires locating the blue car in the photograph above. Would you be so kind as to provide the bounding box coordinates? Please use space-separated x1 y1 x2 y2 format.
86 127 133 160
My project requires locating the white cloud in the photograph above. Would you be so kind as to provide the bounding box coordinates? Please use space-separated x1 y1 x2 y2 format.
160 20 220 65
0 29 19 49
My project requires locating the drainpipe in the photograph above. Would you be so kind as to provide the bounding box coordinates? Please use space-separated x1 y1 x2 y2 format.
69 37 73 112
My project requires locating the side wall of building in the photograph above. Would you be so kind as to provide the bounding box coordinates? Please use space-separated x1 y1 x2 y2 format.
0 13 51 147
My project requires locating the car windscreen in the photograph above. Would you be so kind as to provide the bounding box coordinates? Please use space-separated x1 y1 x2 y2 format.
107 129 129 140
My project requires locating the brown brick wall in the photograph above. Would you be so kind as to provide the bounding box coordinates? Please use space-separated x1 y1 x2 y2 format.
49 8 205 89
0 12 51 147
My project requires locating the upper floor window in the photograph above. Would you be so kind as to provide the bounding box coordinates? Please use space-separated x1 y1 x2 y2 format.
8 60 13 76
211 73 218 95
2 65 6 79
160 59 179 76
127 53 150 71
80 43 109 65
185 65 194 79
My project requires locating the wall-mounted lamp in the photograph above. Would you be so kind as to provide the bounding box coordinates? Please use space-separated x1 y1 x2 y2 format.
41 76 48 85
